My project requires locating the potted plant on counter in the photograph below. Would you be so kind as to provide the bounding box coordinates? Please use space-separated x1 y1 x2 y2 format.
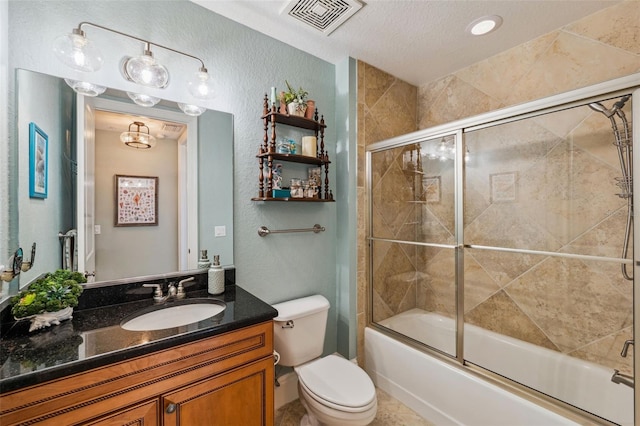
284 80 308 117
11 269 86 332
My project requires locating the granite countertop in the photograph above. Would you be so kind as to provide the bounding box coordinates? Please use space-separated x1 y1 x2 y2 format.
0 270 277 394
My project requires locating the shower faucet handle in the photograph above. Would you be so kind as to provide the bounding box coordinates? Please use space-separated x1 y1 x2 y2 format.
621 339 634 357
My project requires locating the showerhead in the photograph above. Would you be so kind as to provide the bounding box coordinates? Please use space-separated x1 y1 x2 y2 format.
613 95 631 112
589 95 631 118
588 101 615 118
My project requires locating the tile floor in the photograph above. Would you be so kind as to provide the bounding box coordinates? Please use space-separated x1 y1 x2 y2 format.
275 388 435 426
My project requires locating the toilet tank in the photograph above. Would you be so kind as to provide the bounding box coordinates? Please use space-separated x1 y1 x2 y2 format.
272 295 330 367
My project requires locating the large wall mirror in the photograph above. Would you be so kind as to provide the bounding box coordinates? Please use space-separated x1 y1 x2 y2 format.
14 69 233 291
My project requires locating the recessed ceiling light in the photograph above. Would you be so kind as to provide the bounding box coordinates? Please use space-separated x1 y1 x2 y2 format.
467 15 503 36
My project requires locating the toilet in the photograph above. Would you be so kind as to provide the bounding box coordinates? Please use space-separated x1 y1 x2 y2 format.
272 295 377 426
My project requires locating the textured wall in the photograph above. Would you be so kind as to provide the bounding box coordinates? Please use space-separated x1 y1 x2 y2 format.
7 1 340 354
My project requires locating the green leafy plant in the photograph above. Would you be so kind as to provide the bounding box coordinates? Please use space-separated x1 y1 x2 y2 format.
284 80 308 106
11 270 86 318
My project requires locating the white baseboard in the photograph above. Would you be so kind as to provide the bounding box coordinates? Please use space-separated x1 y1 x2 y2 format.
275 371 299 410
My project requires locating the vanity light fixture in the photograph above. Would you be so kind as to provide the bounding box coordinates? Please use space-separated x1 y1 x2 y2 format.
122 44 170 89
64 79 107 97
127 92 161 108
53 22 212 112
120 121 157 149
52 27 104 72
178 103 207 117
466 15 503 36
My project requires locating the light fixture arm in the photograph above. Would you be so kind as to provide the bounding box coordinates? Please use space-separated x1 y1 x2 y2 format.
76 21 207 71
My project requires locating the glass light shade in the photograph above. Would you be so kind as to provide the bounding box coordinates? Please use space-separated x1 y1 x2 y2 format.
120 121 157 149
178 103 206 117
127 92 161 107
187 70 214 100
123 53 169 88
53 32 104 72
64 79 107 97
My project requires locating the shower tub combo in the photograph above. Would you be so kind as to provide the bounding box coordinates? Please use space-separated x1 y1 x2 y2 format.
366 311 632 425
366 79 638 426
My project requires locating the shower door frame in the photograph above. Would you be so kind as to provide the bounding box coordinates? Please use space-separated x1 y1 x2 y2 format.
366 72 640 425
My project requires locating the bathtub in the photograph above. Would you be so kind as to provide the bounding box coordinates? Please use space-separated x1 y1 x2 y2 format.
366 309 633 425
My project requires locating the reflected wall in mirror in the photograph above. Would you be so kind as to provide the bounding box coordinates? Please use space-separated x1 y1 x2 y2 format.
16 69 233 289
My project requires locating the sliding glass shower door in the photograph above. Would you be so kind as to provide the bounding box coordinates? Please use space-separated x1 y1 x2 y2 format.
463 96 634 424
369 135 459 357
368 90 636 425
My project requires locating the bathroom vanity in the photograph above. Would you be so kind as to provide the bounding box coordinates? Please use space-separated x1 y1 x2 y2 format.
0 271 277 425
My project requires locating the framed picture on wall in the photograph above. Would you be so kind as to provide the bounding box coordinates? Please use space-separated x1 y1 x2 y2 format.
490 172 518 203
29 122 48 199
115 175 158 226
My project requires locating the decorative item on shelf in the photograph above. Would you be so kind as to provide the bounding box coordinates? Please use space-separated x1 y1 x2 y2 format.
276 137 291 154
273 188 291 198
208 255 224 295
11 269 86 332
273 163 283 189
198 249 211 269
290 178 304 198
278 91 287 114
308 167 322 187
284 80 308 117
302 136 317 157
305 100 316 119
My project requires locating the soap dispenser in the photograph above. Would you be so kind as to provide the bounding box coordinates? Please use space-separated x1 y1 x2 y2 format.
208 255 224 295
198 249 211 269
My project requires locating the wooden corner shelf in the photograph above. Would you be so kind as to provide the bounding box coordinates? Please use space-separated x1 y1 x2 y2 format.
253 94 334 202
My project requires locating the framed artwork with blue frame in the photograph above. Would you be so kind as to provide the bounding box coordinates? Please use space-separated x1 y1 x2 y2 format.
29 122 48 199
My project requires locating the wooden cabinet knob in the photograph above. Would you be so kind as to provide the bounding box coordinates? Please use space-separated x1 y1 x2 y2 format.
166 403 177 414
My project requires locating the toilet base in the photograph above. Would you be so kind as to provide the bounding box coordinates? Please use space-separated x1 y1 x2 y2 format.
297 382 377 426
299 412 318 426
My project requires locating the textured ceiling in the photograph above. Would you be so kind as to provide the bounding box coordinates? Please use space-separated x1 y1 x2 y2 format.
192 0 620 86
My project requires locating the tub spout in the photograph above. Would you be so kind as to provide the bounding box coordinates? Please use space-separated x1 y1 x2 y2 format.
611 370 634 388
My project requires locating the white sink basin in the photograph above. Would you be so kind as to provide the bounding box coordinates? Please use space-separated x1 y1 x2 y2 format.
121 299 226 331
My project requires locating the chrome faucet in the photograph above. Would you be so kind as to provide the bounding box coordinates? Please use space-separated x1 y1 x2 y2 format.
143 277 194 303
611 370 634 388
621 339 634 357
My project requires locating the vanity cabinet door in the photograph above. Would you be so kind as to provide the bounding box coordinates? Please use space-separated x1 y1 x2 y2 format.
81 400 159 426
162 356 274 426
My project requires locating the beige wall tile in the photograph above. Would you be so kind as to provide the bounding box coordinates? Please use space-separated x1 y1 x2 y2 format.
565 1 640 55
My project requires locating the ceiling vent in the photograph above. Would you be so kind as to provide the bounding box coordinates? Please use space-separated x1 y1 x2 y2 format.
161 123 184 133
282 0 363 36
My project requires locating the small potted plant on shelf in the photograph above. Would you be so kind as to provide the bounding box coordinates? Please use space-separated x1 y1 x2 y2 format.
11 269 86 332
284 80 308 117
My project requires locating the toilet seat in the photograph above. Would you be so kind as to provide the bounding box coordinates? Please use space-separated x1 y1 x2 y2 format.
295 355 376 412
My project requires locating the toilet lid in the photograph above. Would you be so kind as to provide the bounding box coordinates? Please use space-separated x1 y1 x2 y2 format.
296 355 376 408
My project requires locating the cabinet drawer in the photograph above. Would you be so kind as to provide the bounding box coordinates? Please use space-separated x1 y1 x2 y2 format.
0 321 273 425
